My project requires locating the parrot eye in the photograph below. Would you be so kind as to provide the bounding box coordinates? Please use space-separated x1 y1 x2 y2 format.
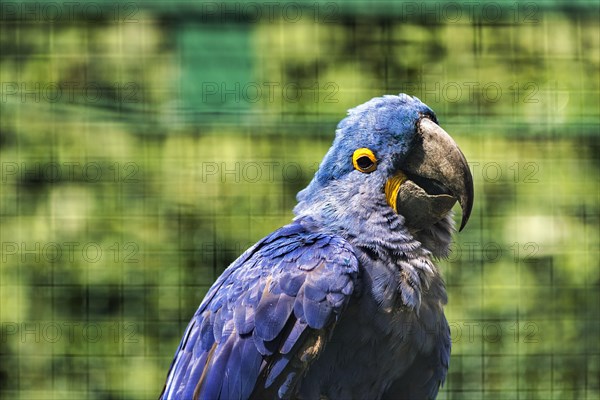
352 148 377 173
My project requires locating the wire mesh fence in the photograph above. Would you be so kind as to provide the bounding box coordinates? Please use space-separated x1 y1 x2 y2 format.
0 1 598 398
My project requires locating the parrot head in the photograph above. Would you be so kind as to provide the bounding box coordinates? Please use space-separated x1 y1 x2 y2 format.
295 94 473 239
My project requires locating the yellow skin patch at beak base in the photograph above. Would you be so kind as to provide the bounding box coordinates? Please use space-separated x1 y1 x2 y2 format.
385 171 407 213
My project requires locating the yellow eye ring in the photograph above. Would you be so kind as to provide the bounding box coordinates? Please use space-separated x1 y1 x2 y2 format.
352 148 377 173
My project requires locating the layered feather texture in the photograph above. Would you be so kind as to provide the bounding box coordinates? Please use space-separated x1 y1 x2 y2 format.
162 94 457 399
161 220 359 399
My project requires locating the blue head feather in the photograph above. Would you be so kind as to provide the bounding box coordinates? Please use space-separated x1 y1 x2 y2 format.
295 94 436 226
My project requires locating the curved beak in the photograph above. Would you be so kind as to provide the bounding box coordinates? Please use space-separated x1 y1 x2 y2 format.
402 118 474 231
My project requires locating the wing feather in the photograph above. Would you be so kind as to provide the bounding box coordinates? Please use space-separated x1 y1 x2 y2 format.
161 219 358 399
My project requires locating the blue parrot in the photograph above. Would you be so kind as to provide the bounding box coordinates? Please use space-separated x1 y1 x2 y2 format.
160 94 474 399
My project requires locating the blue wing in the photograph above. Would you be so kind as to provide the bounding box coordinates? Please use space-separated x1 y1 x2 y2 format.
161 220 359 399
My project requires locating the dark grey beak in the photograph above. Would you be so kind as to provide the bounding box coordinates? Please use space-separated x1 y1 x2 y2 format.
402 118 474 231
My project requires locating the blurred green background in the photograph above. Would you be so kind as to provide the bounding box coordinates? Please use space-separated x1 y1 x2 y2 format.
0 0 598 398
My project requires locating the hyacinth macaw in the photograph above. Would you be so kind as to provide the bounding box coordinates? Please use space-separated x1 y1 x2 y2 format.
161 94 474 400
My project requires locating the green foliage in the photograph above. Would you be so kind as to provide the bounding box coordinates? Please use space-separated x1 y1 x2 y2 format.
0 2 598 399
